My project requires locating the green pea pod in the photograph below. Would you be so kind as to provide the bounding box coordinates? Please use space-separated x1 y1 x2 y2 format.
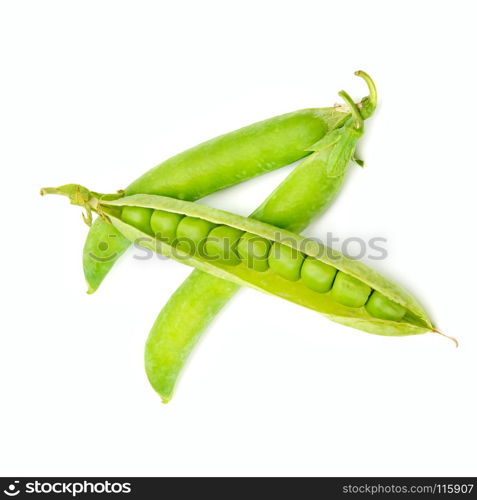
83 102 352 293
251 97 363 232
41 179 444 339
44 74 450 406
98 193 436 336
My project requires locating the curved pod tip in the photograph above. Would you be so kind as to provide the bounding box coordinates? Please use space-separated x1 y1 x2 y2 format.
433 329 459 348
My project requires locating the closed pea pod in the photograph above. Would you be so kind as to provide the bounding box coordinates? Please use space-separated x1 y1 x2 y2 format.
251 75 374 232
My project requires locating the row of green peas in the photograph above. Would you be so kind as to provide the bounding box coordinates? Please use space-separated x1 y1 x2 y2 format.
122 205 406 323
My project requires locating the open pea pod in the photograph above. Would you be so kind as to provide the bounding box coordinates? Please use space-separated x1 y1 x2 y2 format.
99 193 442 339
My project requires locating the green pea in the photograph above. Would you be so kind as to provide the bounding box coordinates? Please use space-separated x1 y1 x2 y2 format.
237 232 272 272
205 226 244 266
365 291 406 321
150 210 184 243
268 242 305 281
331 272 371 308
301 257 337 293
121 206 153 235
176 216 216 255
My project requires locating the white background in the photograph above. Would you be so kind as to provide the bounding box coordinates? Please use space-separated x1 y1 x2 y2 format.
1 0 476 477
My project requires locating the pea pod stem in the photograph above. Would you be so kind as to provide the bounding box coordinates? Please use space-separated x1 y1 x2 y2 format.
40 184 123 224
338 89 364 130
41 184 99 226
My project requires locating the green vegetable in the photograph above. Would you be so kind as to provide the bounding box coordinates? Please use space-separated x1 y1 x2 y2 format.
44 72 452 407
176 217 217 256
365 291 406 321
121 206 153 235
237 233 272 272
301 258 337 293
268 242 305 281
331 272 371 308
150 210 184 243
205 226 244 266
